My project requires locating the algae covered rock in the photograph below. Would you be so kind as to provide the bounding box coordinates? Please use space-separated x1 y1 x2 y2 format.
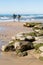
9 40 15 44
17 51 28 57
1 44 9 52
33 28 43 36
35 36 43 41
38 30 43 36
23 22 30 27
1 44 15 52
39 46 43 52
34 43 43 50
16 36 25 41
23 22 35 27
23 22 42 27
22 32 37 37
14 41 21 49
26 36 35 42
34 24 43 29
1 40 15 52
15 41 34 53
28 32 37 36
16 33 25 40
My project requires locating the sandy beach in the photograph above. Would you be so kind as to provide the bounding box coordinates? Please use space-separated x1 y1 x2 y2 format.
0 22 43 65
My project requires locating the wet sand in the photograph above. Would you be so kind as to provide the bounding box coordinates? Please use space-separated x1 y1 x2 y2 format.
0 22 43 65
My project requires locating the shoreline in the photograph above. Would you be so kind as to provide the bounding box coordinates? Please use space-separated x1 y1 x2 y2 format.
0 19 43 23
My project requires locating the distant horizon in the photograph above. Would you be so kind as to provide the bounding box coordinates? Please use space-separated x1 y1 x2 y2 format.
0 13 43 15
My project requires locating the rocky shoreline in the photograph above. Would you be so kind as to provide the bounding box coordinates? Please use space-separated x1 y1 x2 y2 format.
1 22 43 60
0 22 43 65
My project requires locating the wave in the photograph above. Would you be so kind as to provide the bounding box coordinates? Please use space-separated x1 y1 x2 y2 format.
0 14 43 22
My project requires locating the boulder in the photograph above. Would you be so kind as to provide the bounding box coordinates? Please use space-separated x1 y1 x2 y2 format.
1 45 8 52
15 41 34 53
39 46 43 52
26 36 35 42
16 33 25 40
33 29 40 33
16 36 25 41
35 36 43 41
23 22 42 27
18 51 28 57
38 30 43 36
14 41 21 49
23 22 30 27
9 40 14 44
34 43 43 50
34 24 43 29
33 27 43 36
27 32 37 36
1 44 15 52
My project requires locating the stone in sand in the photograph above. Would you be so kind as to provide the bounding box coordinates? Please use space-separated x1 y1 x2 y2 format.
39 46 43 52
1 44 15 52
34 24 43 29
26 36 35 42
16 33 25 40
15 41 34 53
18 51 28 57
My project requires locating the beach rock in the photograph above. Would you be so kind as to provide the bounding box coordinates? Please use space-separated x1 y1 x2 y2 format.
16 33 25 40
33 29 43 37
1 45 8 52
16 36 25 41
23 22 36 27
9 40 14 44
38 30 43 36
1 44 15 52
21 41 34 50
35 36 43 41
23 22 42 28
39 46 43 52
23 22 30 27
14 41 21 49
23 23 26 26
18 51 28 57
34 43 43 50
15 41 34 53
9 45 15 51
26 36 35 42
27 32 37 36
34 30 43 36
33 29 40 33
33 40 43 49
34 24 43 29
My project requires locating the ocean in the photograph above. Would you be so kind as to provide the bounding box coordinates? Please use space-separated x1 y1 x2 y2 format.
0 14 43 22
